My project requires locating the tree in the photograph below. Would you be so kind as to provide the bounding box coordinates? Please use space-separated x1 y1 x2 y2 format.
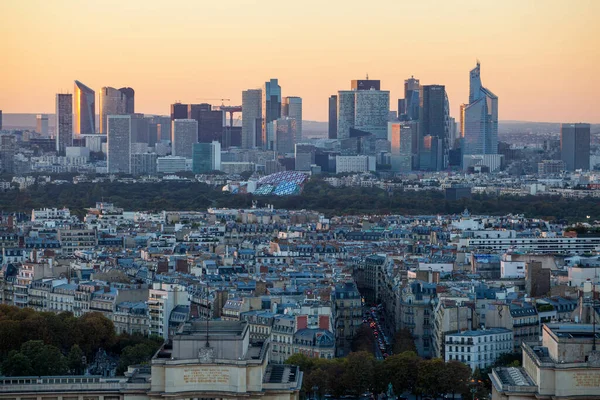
77 312 116 357
1 351 33 376
440 360 471 399
343 351 376 396
351 325 375 353
285 353 315 374
67 344 85 374
416 358 446 399
117 343 161 374
383 351 420 396
392 328 417 354
20 340 68 376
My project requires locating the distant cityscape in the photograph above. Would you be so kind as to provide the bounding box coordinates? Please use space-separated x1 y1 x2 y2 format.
0 63 598 200
2 61 600 400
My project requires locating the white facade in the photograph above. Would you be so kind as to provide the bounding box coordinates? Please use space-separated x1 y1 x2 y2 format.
464 236 600 254
445 328 513 371
31 207 71 222
171 119 198 158
107 115 132 174
500 254 526 279
335 155 376 174
148 283 190 339
462 154 503 172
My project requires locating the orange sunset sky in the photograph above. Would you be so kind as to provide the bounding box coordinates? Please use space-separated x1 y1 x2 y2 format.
1 0 599 123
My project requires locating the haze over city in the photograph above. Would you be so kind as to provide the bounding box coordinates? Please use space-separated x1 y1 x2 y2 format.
1 0 599 122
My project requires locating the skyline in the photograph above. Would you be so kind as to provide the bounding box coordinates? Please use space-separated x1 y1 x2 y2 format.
1 0 599 123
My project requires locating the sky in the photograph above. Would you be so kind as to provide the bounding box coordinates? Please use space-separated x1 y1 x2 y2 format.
1 0 599 123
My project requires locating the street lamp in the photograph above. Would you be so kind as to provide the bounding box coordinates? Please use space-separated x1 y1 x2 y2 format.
470 379 482 400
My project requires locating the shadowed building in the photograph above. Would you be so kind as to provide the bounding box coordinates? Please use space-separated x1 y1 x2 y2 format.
55 93 73 155
119 87 135 114
561 123 590 171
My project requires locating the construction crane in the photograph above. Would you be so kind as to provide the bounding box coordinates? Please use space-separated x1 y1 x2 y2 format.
195 98 231 107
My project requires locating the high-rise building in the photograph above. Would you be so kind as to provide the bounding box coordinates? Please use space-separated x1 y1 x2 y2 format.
131 152 158 176
328 95 337 139
561 123 590 171
119 87 135 114
337 79 390 140
420 84 450 170
351 79 380 90
99 87 127 134
0 110 2 130
188 104 223 143
107 115 132 174
242 89 262 149
55 93 73 155
0 134 16 174
170 103 188 121
272 117 297 155
404 76 420 121
281 97 302 142
462 62 498 156
36 114 49 135
192 141 221 173
171 119 198 158
74 80 95 135
261 79 281 150
388 121 418 171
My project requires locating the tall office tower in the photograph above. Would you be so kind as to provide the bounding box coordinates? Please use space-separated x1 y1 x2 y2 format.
388 121 418 171
241 89 262 149
337 91 356 140
337 85 390 140
261 79 281 149
55 94 73 155
192 141 221 173
36 114 49 135
561 123 591 171
171 119 198 158
462 62 498 156
328 95 338 139
420 85 450 170
281 96 302 142
107 115 132 174
188 103 223 143
0 110 2 130
404 76 420 121
272 117 297 154
131 113 150 144
99 87 127 134
74 80 96 135
171 103 188 121
118 87 135 114
0 134 16 174
351 79 380 90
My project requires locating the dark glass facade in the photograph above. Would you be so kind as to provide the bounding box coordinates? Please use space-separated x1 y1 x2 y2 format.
328 95 337 139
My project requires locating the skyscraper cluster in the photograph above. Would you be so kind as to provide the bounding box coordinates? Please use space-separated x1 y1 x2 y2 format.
241 79 303 154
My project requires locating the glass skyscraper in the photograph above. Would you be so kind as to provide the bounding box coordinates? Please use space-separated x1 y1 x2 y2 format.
337 79 390 140
281 96 302 143
99 87 127 134
261 79 281 150
462 62 498 156
74 80 96 135
192 141 221 173
420 85 450 170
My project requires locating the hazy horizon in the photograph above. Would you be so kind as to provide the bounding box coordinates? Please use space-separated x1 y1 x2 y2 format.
1 0 599 123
